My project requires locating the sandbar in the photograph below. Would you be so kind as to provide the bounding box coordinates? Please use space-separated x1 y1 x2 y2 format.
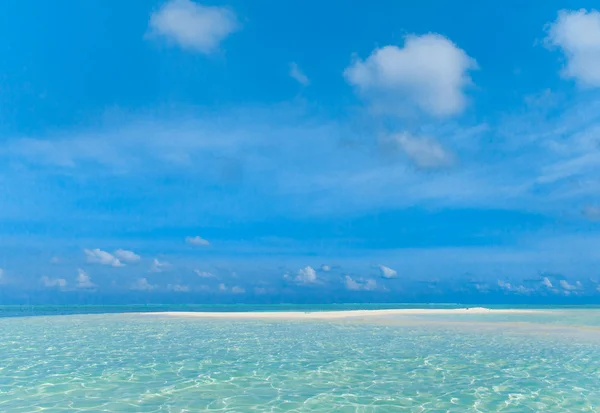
140 307 547 320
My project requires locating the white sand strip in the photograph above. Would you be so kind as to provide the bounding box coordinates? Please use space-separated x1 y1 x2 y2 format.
140 307 546 320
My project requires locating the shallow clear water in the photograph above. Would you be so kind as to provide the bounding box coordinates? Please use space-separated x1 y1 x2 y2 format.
1 310 600 412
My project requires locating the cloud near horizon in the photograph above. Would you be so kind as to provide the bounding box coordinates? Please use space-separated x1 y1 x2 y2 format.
84 249 123 267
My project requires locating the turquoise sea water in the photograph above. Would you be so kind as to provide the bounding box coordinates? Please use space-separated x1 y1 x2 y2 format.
1 306 600 412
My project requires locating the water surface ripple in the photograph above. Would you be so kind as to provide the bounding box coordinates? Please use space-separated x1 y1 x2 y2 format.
1 312 599 412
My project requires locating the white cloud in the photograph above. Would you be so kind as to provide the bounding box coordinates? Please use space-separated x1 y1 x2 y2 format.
217 283 246 294
393 133 455 169
344 275 377 291
76 268 96 289
583 205 600 221
0 268 4 281
148 0 238 54
84 249 123 267
186 235 210 246
295 266 318 284
289 62 310 86
114 249 141 263
40 276 67 289
320 264 331 272
497 280 532 294
378 264 397 279
545 9 600 87
131 277 155 291
150 258 170 273
168 284 190 292
194 269 215 278
559 279 582 290
541 277 553 288
344 33 477 117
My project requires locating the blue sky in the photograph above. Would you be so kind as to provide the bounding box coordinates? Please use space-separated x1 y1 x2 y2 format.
2 0 600 304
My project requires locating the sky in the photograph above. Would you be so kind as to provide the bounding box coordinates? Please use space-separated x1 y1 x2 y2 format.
2 0 600 304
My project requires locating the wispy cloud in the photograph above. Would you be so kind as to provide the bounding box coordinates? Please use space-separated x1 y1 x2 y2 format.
289 62 310 86
392 133 455 170
582 205 600 221
194 269 216 278
148 0 238 54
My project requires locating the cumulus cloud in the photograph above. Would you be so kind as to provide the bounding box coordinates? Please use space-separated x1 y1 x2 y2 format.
541 277 553 288
559 279 582 290
344 33 477 117
84 249 123 267
194 269 215 277
217 283 244 293
393 133 455 169
148 0 238 54
545 9 600 87
378 264 397 279
186 235 210 246
114 249 141 263
76 268 96 289
320 264 331 272
344 275 378 291
150 258 170 273
497 280 532 294
289 62 310 86
231 286 245 294
167 284 190 292
40 276 67 289
131 277 155 291
295 266 318 284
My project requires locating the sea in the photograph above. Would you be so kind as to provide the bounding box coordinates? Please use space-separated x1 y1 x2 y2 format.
1 304 599 412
